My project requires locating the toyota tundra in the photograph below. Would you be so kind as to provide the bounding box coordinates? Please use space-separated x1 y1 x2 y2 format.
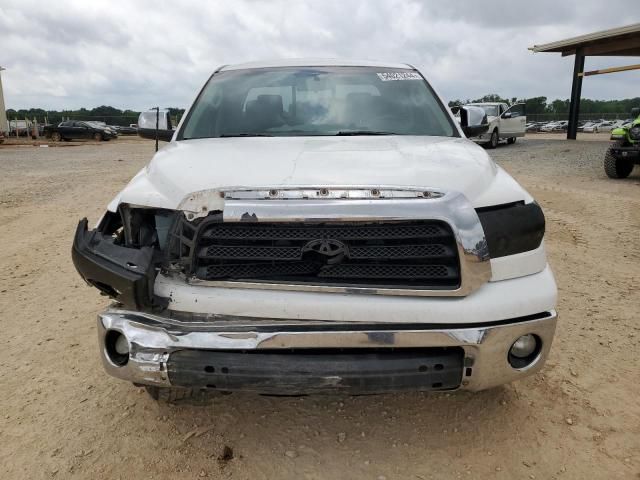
72 59 557 401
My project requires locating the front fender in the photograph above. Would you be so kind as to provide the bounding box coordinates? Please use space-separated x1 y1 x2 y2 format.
610 127 627 141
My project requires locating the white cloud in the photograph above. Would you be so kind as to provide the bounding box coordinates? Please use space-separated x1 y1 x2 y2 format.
1 0 639 110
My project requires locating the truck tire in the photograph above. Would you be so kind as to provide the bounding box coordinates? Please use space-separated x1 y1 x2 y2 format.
604 143 634 179
507 137 516 145
487 129 498 149
93 132 103 142
144 386 215 404
51 132 62 142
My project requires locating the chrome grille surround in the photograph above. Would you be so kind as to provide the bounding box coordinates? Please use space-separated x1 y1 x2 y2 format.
186 186 492 297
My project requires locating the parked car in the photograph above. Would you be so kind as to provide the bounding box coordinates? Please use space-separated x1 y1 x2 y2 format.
72 59 557 401
578 121 596 132
463 102 526 148
47 121 117 141
583 122 601 133
526 122 545 132
8 119 32 136
86 121 118 136
539 122 557 132
604 107 640 178
113 125 138 135
540 121 567 132
552 121 568 132
583 120 616 133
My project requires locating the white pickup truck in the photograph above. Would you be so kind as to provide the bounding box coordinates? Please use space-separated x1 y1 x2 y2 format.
72 59 556 402
465 102 526 148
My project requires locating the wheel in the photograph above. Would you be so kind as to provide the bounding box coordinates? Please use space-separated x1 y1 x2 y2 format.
487 129 498 149
93 132 103 142
594 127 598 134
604 142 634 179
507 137 516 145
144 386 215 404
51 132 62 142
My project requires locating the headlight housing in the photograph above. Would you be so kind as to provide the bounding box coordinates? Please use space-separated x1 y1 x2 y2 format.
476 202 545 258
629 125 640 141
117 205 178 249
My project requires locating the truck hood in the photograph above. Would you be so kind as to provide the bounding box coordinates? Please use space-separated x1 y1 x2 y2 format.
108 136 530 213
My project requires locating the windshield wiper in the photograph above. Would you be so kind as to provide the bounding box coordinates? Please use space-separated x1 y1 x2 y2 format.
219 133 274 137
335 130 396 136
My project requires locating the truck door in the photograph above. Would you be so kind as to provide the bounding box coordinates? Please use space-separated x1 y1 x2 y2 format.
501 103 526 138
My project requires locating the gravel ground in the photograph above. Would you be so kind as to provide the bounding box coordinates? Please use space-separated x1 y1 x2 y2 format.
0 136 639 479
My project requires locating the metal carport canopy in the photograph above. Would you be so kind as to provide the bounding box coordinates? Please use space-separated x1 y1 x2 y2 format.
529 23 640 139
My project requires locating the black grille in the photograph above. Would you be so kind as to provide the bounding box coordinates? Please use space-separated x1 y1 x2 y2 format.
318 264 455 280
193 221 460 289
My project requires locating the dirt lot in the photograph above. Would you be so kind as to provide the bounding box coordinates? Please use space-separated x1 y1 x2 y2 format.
1 135 639 479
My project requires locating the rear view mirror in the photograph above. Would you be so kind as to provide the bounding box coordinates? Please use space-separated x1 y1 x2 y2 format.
138 110 174 143
460 106 489 137
502 112 512 119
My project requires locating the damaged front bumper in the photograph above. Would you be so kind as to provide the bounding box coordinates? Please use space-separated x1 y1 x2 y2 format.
71 219 165 310
98 308 557 394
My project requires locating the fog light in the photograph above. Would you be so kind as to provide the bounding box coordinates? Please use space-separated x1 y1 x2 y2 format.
105 330 129 366
115 333 130 355
508 334 541 369
510 334 537 358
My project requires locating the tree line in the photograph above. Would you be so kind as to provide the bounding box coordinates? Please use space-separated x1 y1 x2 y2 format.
448 94 640 120
6 96 640 125
5 105 186 126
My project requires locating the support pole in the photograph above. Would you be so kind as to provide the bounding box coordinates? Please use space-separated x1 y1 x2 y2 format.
567 47 585 140
0 67 8 135
153 106 159 152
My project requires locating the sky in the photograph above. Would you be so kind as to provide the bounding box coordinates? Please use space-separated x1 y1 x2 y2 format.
1 0 639 111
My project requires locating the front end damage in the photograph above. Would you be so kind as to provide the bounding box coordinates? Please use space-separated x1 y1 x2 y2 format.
73 186 556 395
72 209 173 310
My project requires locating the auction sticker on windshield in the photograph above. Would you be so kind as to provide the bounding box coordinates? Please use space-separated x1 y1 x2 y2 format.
377 72 422 81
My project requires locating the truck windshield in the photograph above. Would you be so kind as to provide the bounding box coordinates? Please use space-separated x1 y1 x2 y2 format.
179 66 456 139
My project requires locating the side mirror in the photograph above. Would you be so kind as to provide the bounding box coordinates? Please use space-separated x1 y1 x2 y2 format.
631 107 640 119
502 112 512 119
460 106 489 137
137 110 174 142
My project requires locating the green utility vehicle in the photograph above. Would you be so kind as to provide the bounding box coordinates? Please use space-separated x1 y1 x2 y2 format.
604 107 640 178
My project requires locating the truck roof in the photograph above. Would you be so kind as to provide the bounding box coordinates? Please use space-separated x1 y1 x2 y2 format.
221 58 413 71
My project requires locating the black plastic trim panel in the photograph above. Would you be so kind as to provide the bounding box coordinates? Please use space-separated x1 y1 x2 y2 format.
610 145 640 161
71 218 167 310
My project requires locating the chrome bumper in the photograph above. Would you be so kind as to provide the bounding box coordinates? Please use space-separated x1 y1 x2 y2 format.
98 309 557 392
